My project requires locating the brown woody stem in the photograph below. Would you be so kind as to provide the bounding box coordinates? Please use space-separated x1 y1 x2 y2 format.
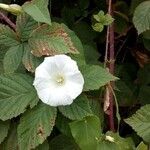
0 12 16 30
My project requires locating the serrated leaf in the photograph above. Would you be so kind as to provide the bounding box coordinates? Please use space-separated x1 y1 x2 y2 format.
0 24 19 47
49 134 80 150
80 65 117 91
70 115 101 150
59 95 92 120
16 12 38 41
0 73 39 121
18 103 57 150
133 1 150 34
22 43 43 72
0 120 10 144
22 0 51 25
3 44 24 73
125 104 150 143
29 23 79 57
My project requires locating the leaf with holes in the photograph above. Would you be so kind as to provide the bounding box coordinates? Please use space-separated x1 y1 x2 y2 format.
80 65 118 91
16 13 38 41
0 24 19 47
22 0 51 25
28 23 79 57
133 1 150 34
22 43 43 72
125 104 150 143
18 103 57 150
59 95 92 120
3 44 24 73
0 120 10 144
0 73 39 121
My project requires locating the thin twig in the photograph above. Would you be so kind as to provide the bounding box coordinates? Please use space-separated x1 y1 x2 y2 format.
0 12 16 30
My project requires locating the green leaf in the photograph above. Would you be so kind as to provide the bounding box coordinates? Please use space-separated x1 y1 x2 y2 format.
56 113 72 137
22 0 51 25
125 104 150 143
0 73 39 121
22 43 43 72
80 65 117 91
143 38 150 51
92 23 104 32
59 95 92 120
136 142 148 150
1 123 18 150
35 140 49 150
3 44 24 73
0 24 19 47
70 115 101 150
0 120 10 144
16 12 38 41
133 1 150 34
18 103 57 150
29 23 79 57
49 134 80 150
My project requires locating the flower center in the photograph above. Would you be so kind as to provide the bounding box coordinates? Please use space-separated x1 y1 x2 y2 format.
55 74 65 85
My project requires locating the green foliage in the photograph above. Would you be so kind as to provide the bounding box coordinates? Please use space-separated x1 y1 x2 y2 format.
133 1 150 34
28 23 79 57
92 11 114 32
70 115 101 150
136 142 148 150
0 73 39 120
125 104 150 143
16 13 38 42
59 95 92 120
49 134 79 150
0 24 19 47
81 65 117 91
18 103 57 149
3 44 23 73
0 121 10 144
22 0 51 25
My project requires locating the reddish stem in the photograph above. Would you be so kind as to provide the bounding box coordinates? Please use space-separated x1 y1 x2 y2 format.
0 12 16 30
108 0 115 132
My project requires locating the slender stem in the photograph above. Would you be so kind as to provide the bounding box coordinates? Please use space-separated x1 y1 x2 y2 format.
0 12 16 30
107 0 115 132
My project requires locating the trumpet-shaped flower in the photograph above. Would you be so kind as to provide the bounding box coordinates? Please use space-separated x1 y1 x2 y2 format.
33 55 84 106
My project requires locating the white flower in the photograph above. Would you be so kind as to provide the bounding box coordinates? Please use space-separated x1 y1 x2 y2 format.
105 135 115 142
33 54 84 106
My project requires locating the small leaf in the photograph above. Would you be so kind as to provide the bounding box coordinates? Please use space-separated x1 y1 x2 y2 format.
16 12 38 41
49 134 80 150
29 23 79 57
18 103 57 150
3 44 24 73
0 73 39 121
22 0 51 25
80 65 117 91
22 43 43 72
92 23 104 32
59 95 92 120
125 104 150 143
0 120 10 144
70 115 101 150
0 24 19 47
133 1 150 34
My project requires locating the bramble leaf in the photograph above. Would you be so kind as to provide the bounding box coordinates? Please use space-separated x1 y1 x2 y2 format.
22 0 51 25
0 73 39 121
29 23 79 57
18 103 57 150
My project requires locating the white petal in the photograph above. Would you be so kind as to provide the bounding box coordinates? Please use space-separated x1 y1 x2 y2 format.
33 54 84 106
